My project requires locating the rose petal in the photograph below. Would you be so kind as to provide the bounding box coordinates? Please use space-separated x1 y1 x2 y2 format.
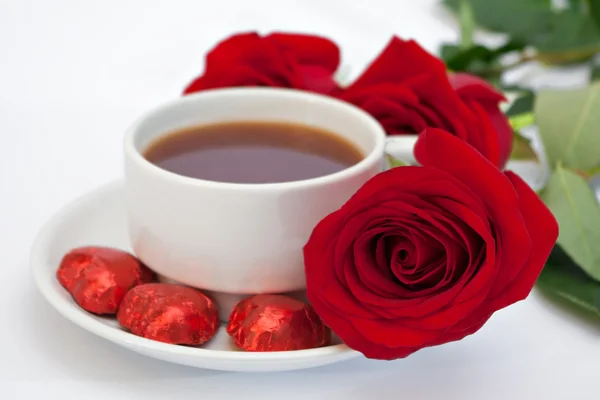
332 166 444 211
354 317 439 348
320 281 380 319
351 38 447 89
489 172 558 309
267 32 341 72
450 74 512 168
415 129 532 295
342 83 421 104
481 101 513 168
337 200 432 300
469 101 501 168
345 37 475 140
449 73 506 103
355 228 412 298
340 219 436 317
402 76 472 141
432 197 491 294
297 65 341 95
427 314 491 346
309 290 417 359
388 199 495 322
339 200 484 318
184 65 284 93
204 32 262 66
185 31 339 95
358 97 429 134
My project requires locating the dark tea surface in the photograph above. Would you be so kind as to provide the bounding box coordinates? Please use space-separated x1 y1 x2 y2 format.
143 121 364 183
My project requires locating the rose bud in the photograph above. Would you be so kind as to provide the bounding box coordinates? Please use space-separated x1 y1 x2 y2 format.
227 294 330 351
56 246 155 315
117 283 219 346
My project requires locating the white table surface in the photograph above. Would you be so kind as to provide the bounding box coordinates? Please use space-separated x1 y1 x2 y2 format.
2 0 598 398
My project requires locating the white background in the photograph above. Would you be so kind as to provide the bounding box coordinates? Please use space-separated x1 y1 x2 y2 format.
2 0 599 398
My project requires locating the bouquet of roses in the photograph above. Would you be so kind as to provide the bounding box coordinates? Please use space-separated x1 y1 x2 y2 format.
180 32 559 359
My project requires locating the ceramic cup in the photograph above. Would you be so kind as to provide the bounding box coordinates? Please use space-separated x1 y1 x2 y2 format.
123 88 387 313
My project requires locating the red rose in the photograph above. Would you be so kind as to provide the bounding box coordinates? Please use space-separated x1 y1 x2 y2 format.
303 128 558 360
338 37 512 168
449 73 513 168
183 32 341 95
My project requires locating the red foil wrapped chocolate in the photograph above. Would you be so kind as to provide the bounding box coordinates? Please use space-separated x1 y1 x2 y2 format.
117 283 219 345
57 246 155 315
227 294 330 351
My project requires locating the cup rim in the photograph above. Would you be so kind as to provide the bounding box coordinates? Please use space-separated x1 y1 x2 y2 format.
124 87 386 191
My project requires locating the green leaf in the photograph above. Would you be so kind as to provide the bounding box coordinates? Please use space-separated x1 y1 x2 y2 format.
510 113 535 131
440 44 462 64
535 12 600 64
535 84 600 171
445 1 600 65
506 92 535 118
441 44 496 71
541 164 600 282
440 40 525 77
591 61 600 80
500 84 533 92
588 0 600 30
443 0 554 41
495 40 529 54
507 92 536 133
386 155 410 169
537 245 600 318
587 166 600 177
510 131 538 161
459 0 475 48
566 0 585 10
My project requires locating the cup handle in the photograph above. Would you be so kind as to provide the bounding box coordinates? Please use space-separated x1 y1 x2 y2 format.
384 135 419 166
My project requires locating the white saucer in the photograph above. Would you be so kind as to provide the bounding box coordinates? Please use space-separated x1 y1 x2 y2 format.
30 180 360 372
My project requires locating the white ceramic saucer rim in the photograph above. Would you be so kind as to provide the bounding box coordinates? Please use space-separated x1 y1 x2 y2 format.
30 180 360 362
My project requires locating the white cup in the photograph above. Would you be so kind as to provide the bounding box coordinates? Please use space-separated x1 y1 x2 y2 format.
123 88 387 306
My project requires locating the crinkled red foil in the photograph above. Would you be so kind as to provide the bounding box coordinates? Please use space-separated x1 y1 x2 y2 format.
117 283 219 345
227 294 330 351
56 246 155 314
